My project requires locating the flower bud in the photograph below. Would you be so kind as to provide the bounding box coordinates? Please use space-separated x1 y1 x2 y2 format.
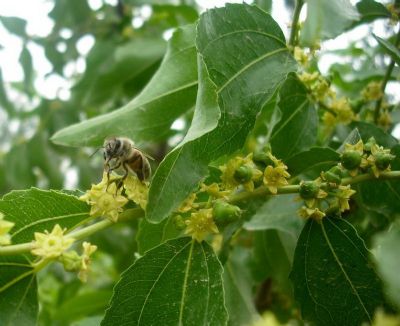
341 151 362 170
212 201 241 227
364 137 376 153
233 166 253 184
299 181 320 199
60 251 82 271
253 150 275 167
173 215 186 230
375 152 395 170
322 166 342 184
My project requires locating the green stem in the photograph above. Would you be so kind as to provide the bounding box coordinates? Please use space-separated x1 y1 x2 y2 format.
288 0 304 49
0 208 143 256
374 25 400 123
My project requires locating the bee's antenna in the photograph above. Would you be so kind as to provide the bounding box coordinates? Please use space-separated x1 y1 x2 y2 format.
89 147 104 158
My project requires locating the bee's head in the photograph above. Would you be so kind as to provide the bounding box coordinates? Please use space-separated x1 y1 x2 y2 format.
104 137 122 159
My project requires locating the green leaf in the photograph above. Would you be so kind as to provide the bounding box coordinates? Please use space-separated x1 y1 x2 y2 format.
290 218 384 326
243 194 304 238
0 16 27 37
19 46 34 96
301 0 360 46
356 144 400 215
136 217 181 255
0 255 38 325
72 38 166 107
0 188 90 244
51 24 198 147
374 34 400 66
355 0 391 25
349 121 397 148
270 74 318 159
373 225 400 308
285 147 340 177
252 230 296 292
54 290 112 322
101 237 227 326
147 4 296 222
224 248 259 326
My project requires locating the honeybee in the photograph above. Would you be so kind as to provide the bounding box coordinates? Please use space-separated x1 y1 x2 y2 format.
103 137 153 185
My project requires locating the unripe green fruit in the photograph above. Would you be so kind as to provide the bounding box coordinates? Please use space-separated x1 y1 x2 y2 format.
213 201 241 227
341 151 362 170
375 153 394 170
234 166 253 183
299 181 320 199
323 166 343 184
173 215 186 230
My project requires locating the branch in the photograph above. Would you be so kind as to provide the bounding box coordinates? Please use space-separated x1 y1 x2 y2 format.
0 208 143 256
289 0 304 49
374 25 400 123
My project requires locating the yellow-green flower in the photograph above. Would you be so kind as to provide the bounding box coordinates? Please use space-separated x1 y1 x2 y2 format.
299 179 328 208
361 81 383 101
298 206 326 222
322 111 337 129
220 154 261 191
199 183 231 198
331 97 355 124
185 209 219 242
177 193 197 213
32 224 75 259
123 175 148 209
294 46 309 66
334 185 356 212
0 213 14 246
367 144 395 178
80 173 128 222
78 241 97 282
263 160 290 194
342 140 368 176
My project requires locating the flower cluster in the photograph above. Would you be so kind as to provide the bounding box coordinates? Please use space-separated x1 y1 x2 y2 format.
180 150 290 241
80 172 149 222
340 138 395 178
0 213 15 246
31 224 97 282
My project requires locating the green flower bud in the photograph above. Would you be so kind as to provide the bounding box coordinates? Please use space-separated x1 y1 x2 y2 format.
253 151 274 167
213 201 241 227
364 137 376 153
60 251 81 272
234 165 253 183
173 215 186 230
375 152 395 170
299 181 320 199
341 151 362 170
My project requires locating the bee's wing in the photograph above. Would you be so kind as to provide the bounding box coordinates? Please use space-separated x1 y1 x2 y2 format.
132 146 155 160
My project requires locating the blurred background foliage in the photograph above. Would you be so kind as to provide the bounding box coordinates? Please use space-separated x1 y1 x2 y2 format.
0 0 399 324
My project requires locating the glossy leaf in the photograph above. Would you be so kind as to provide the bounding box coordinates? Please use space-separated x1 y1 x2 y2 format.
136 217 181 255
373 225 400 308
101 237 227 326
270 74 318 159
252 230 297 293
51 24 198 147
290 217 384 326
285 147 340 177
224 248 259 326
147 4 296 222
301 0 360 46
0 188 90 244
0 16 27 37
244 194 304 238
355 0 391 25
374 34 400 66
0 255 38 325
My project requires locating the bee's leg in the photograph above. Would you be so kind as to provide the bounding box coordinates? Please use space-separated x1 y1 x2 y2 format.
115 162 129 194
